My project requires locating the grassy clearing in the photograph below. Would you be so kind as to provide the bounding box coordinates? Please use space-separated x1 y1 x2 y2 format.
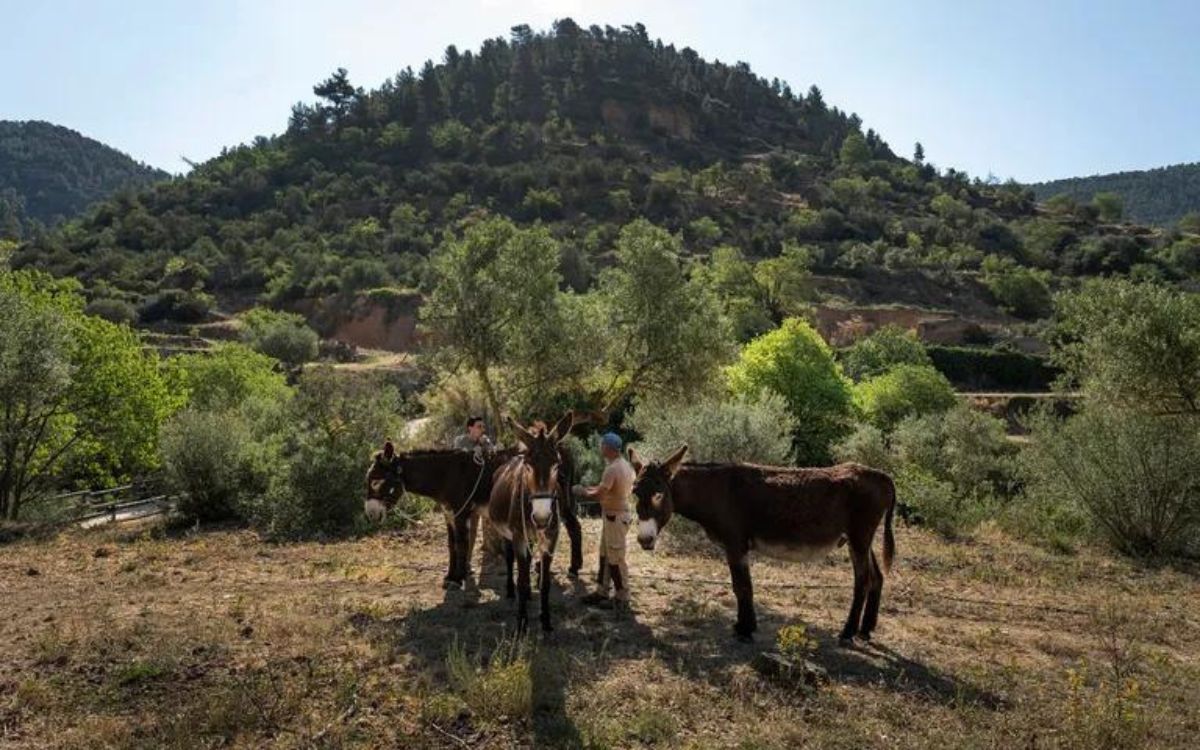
0 517 1197 748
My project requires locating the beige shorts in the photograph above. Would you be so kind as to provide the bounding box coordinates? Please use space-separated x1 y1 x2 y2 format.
602 512 630 561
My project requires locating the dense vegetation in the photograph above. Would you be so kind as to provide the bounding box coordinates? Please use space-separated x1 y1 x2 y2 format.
12 20 1195 333
1030 161 1200 226
0 121 168 238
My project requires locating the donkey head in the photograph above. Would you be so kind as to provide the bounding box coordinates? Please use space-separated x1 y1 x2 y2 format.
629 444 689 550
509 412 575 529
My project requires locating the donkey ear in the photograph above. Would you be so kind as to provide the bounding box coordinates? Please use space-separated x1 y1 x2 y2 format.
551 411 576 442
627 447 644 474
508 416 535 450
662 444 689 477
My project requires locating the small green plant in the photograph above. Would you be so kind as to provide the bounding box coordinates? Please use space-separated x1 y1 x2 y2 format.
776 623 818 662
445 635 533 723
629 706 679 745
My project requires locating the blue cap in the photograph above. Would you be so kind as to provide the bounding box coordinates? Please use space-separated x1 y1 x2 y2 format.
601 432 623 452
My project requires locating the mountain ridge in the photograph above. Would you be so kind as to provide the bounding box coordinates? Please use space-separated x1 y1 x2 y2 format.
0 119 169 236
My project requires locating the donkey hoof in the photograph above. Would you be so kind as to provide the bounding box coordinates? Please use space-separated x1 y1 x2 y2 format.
838 636 856 649
733 626 755 643
858 632 873 643
541 619 554 633
442 578 463 591
566 569 580 580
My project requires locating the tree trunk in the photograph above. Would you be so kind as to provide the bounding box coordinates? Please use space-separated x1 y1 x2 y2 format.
476 365 504 441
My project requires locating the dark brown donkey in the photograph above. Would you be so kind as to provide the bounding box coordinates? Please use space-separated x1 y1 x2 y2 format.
488 412 575 633
629 446 897 644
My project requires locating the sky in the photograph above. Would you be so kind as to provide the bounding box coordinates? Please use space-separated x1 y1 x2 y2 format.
3 0 1198 182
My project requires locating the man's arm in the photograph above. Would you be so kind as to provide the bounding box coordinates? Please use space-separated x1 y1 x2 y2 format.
583 465 617 498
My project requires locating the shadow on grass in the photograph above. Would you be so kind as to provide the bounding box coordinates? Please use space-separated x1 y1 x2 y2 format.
346 554 1005 748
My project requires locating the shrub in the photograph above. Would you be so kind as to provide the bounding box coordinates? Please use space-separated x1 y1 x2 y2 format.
832 423 893 472
726 318 854 465
239 308 319 367
85 298 136 325
445 636 532 723
840 324 930 381
160 410 266 523
894 466 995 539
982 256 1053 320
168 343 290 412
1019 407 1200 558
854 364 957 430
137 288 212 324
248 368 404 538
626 392 797 465
893 404 1016 497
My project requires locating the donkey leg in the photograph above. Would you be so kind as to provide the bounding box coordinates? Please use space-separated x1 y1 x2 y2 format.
727 552 757 641
516 547 532 635
562 501 583 578
442 517 457 589
539 552 554 632
465 512 479 577
504 539 516 599
840 546 871 645
859 550 884 640
450 514 472 588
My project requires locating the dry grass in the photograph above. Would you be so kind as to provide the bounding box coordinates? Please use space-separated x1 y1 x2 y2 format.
0 516 1197 748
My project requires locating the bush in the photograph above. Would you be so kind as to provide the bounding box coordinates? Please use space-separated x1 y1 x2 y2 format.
168 343 290 412
982 256 1053 320
840 324 930 381
239 308 319 367
160 410 267 523
138 288 213 324
894 466 995 539
247 368 404 538
927 345 1058 391
626 392 797 465
854 364 957 430
893 405 1016 497
1019 408 1200 558
726 318 855 465
832 423 892 472
85 297 136 325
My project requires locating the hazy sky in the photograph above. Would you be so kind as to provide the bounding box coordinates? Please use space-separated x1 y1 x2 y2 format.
3 0 1197 181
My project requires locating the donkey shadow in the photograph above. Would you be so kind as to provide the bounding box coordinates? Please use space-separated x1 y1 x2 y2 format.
348 562 1003 749
623 591 1005 711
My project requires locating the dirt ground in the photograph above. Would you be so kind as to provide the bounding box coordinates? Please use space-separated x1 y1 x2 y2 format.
1 515 1197 749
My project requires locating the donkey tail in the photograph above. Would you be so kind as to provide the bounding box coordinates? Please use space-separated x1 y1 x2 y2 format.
881 475 897 574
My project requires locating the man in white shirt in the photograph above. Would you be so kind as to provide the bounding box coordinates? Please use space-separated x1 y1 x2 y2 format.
574 432 636 612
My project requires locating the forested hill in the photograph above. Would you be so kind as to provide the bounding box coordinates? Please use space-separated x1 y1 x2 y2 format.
13 21 1192 327
1029 162 1200 226
0 121 169 237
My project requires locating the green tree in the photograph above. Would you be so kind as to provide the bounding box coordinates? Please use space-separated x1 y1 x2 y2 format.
841 325 931 381
1092 191 1124 222
239 307 319 367
726 318 854 464
0 270 177 518
1052 278 1200 415
169 343 290 412
753 242 813 320
839 131 870 166
594 220 733 408
424 217 565 424
854 363 957 430
913 142 925 165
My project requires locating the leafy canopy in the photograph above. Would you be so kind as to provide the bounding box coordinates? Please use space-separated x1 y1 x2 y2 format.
726 317 854 465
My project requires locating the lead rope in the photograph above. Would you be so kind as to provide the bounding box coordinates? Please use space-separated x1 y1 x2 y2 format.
451 456 488 519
